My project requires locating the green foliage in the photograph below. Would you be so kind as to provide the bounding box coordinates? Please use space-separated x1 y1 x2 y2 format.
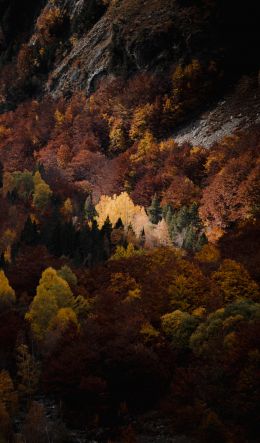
25 267 75 340
84 194 97 221
58 265 78 288
161 310 199 348
190 300 260 357
33 171 52 211
164 202 207 251
148 194 162 225
110 243 144 260
73 295 91 321
3 170 34 202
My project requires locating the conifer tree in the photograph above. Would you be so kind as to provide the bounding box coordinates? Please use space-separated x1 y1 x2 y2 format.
148 194 162 225
20 217 39 246
84 194 97 222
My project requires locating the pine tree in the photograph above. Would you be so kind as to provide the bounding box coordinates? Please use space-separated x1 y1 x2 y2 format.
114 218 124 229
101 216 112 237
84 194 97 222
139 228 146 247
20 217 39 246
183 226 197 250
148 194 162 225
195 232 208 251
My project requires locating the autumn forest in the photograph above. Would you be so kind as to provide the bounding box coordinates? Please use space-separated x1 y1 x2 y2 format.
0 0 259 442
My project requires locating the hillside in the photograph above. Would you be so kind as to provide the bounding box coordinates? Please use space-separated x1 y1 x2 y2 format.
0 1 260 442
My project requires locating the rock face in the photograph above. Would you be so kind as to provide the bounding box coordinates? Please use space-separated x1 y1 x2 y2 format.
1 0 259 99
173 77 260 147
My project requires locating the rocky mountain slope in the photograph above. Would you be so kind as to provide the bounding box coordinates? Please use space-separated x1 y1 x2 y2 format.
1 0 259 100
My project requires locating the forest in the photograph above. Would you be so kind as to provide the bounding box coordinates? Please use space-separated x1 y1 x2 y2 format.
0 0 260 442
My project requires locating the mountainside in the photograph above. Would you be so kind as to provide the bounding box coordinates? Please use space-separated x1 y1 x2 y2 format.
0 1 260 443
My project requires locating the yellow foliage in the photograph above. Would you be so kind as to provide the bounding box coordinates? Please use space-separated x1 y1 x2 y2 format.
54 110 65 126
140 322 159 342
130 131 156 163
109 118 127 153
25 267 75 340
110 243 144 261
95 192 145 229
192 307 206 318
0 270 16 307
49 307 79 333
129 103 156 140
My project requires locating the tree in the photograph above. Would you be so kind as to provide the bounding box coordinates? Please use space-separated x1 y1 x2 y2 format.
20 216 39 245
195 243 221 264
25 268 75 340
33 171 52 212
0 370 18 415
16 344 40 399
212 259 259 304
0 270 16 308
49 307 79 334
148 194 162 225
109 118 127 153
110 243 143 261
3 170 34 202
57 265 77 288
61 198 73 220
84 194 97 222
96 192 145 230
161 310 199 349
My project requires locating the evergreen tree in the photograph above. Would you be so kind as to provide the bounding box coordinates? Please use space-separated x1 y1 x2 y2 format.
62 222 77 257
195 232 208 251
165 205 174 226
101 216 113 241
114 217 124 229
148 194 162 225
47 221 63 257
20 217 39 246
78 224 91 264
84 194 97 222
176 206 189 230
90 220 104 265
139 228 146 247
183 226 197 250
